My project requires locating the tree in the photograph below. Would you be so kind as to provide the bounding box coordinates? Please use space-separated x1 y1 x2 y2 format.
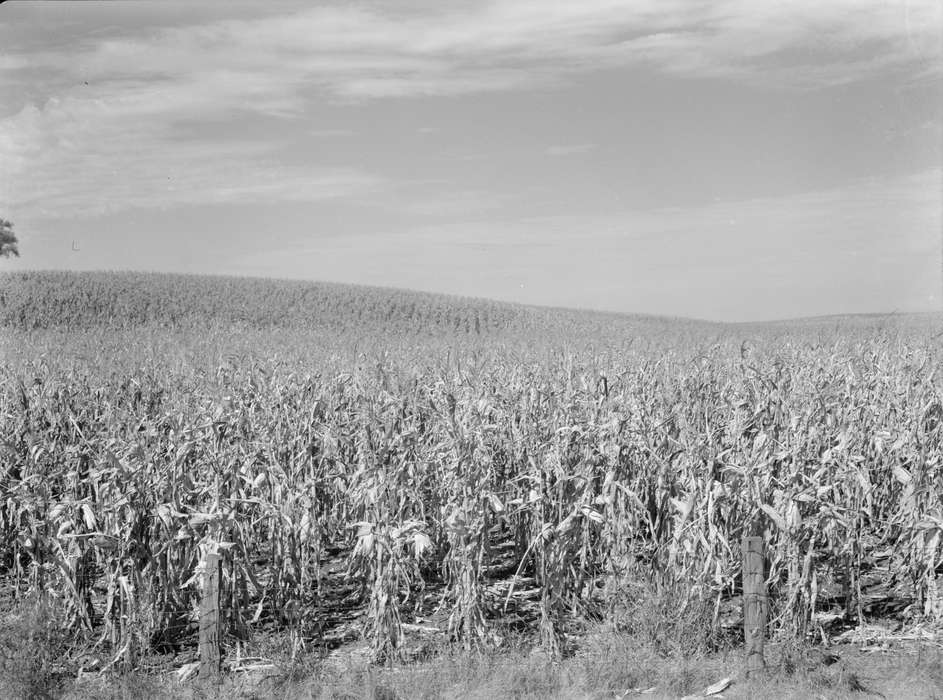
0 219 19 258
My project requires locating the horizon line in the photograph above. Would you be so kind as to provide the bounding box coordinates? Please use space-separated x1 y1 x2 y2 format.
2 267 940 327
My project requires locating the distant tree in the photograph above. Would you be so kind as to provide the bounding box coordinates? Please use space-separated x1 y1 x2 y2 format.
0 219 19 258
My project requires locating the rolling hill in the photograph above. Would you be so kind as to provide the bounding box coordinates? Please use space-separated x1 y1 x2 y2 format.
0 271 936 347
0 270 718 339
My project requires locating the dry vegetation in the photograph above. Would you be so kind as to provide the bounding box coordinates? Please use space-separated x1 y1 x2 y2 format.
1 271 941 697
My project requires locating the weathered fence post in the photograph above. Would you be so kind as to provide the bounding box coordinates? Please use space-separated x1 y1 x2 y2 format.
199 550 221 681
742 535 767 678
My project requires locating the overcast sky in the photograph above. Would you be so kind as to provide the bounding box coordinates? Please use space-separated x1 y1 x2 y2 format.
1 0 940 321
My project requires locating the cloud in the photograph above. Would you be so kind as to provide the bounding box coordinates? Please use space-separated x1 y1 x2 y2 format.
7 1 940 100
1 1 939 217
309 128 355 138
0 94 381 218
0 55 30 71
395 189 507 218
621 3 942 87
546 143 597 157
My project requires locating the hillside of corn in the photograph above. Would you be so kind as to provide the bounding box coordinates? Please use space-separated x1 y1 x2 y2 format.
0 270 712 342
0 270 941 678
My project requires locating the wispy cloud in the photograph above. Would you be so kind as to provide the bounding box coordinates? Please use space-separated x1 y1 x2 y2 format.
6 1 940 102
0 93 381 218
395 188 507 218
546 143 597 157
309 128 355 138
34 1 942 95
1 0 939 217
0 61 381 217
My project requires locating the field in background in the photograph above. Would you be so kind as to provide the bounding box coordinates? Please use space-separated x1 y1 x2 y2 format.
1 271 941 697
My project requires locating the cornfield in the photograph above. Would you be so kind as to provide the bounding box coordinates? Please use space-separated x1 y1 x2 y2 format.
1 272 941 671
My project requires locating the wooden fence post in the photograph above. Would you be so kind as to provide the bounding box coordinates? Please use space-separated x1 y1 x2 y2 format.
742 535 767 678
199 550 221 681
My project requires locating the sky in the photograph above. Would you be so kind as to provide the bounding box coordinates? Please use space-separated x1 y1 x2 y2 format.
0 0 941 322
